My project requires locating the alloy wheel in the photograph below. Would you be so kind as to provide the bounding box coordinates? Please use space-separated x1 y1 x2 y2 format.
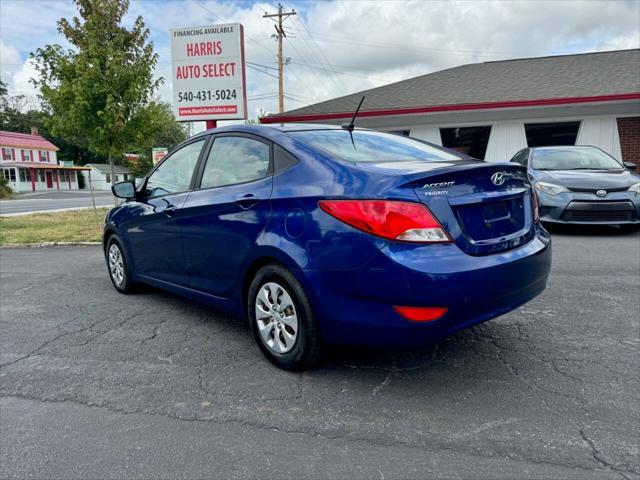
254 281 299 354
108 243 125 287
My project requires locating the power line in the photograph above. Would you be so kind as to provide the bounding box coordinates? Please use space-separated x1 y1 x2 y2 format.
282 0 346 91
299 30 577 59
247 64 279 79
283 38 331 90
287 60 394 83
283 95 310 106
189 0 276 58
246 61 278 71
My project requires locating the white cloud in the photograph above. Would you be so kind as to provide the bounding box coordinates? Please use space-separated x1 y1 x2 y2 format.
1 39 40 108
11 58 39 98
1 0 638 121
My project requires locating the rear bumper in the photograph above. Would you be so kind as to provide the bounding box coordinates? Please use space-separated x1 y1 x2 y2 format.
538 191 640 225
303 226 551 347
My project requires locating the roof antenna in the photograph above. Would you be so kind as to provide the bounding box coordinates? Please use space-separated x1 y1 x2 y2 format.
341 96 365 132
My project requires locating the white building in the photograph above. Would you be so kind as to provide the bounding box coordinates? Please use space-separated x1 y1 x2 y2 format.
0 130 88 193
263 49 639 167
83 163 134 191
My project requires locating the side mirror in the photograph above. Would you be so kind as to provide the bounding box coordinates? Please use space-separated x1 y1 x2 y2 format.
623 162 637 170
112 180 136 199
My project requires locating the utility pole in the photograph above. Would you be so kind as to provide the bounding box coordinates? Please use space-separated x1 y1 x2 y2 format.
263 4 296 113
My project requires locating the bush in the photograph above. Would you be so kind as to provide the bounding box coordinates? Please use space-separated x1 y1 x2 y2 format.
0 176 12 198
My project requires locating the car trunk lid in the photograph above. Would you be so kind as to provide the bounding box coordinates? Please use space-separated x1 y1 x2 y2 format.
406 162 535 255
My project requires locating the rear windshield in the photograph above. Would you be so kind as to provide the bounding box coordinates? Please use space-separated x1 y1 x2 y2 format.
289 129 460 163
532 148 623 171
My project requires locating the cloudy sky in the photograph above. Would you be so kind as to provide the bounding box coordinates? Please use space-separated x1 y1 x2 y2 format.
1 0 639 126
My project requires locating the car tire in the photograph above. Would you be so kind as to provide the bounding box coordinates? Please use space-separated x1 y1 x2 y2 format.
248 264 323 370
105 235 136 294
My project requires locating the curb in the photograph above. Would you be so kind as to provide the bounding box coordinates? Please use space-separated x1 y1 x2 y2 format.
0 206 111 217
1 241 102 248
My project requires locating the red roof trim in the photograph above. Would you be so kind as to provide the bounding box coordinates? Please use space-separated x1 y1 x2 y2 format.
0 161 89 170
260 92 640 124
0 130 59 151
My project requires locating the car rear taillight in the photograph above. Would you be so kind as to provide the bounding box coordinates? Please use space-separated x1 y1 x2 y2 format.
531 190 539 223
393 306 448 322
318 200 451 243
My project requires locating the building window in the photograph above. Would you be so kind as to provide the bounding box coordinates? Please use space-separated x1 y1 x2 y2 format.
440 126 492 159
38 170 45 182
19 169 30 182
39 151 48 162
2 148 13 161
105 174 111 183
2 168 16 182
23 150 31 162
525 121 581 147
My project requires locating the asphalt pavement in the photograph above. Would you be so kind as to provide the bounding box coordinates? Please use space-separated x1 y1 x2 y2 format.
0 191 116 215
1 227 639 479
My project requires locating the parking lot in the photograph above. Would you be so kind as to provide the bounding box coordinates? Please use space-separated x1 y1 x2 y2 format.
1 227 638 479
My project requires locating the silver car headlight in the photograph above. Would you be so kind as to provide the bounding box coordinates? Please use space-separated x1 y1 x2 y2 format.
628 182 640 194
534 181 569 196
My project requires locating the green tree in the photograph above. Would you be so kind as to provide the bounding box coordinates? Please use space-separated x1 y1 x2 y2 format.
0 176 12 199
123 102 188 178
151 102 189 149
31 0 161 203
0 99 107 166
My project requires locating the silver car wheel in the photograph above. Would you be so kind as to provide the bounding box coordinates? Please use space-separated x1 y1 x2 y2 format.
108 243 125 287
255 281 299 354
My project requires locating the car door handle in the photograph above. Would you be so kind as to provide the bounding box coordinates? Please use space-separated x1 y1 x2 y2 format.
162 205 178 216
235 194 259 210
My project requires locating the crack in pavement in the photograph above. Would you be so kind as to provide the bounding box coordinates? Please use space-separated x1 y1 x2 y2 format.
0 393 622 477
470 327 639 479
0 308 143 368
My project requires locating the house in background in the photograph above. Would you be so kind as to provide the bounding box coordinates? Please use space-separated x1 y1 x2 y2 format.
83 163 134 191
0 129 89 192
263 49 639 167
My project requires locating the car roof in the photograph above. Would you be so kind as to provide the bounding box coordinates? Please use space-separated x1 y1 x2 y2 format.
529 145 598 150
192 123 347 138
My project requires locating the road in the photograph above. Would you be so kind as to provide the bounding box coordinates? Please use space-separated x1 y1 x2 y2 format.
1 228 639 479
0 191 115 215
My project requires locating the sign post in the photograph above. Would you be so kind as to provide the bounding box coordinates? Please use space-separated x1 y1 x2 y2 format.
170 23 247 124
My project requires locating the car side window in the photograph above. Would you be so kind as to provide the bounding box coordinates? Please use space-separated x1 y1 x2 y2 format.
274 144 298 173
200 136 271 189
145 139 205 197
511 149 528 166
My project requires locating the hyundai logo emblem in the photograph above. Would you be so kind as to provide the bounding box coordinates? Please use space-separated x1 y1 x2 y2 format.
491 172 506 186
596 189 608 197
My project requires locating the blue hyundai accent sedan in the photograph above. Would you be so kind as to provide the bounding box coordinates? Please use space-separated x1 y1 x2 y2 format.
104 124 551 370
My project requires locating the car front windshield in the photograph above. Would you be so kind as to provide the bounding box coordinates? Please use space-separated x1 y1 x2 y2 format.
532 148 623 171
289 129 461 162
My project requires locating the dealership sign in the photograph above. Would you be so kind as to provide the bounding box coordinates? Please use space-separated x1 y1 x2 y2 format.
170 23 247 122
152 147 168 165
